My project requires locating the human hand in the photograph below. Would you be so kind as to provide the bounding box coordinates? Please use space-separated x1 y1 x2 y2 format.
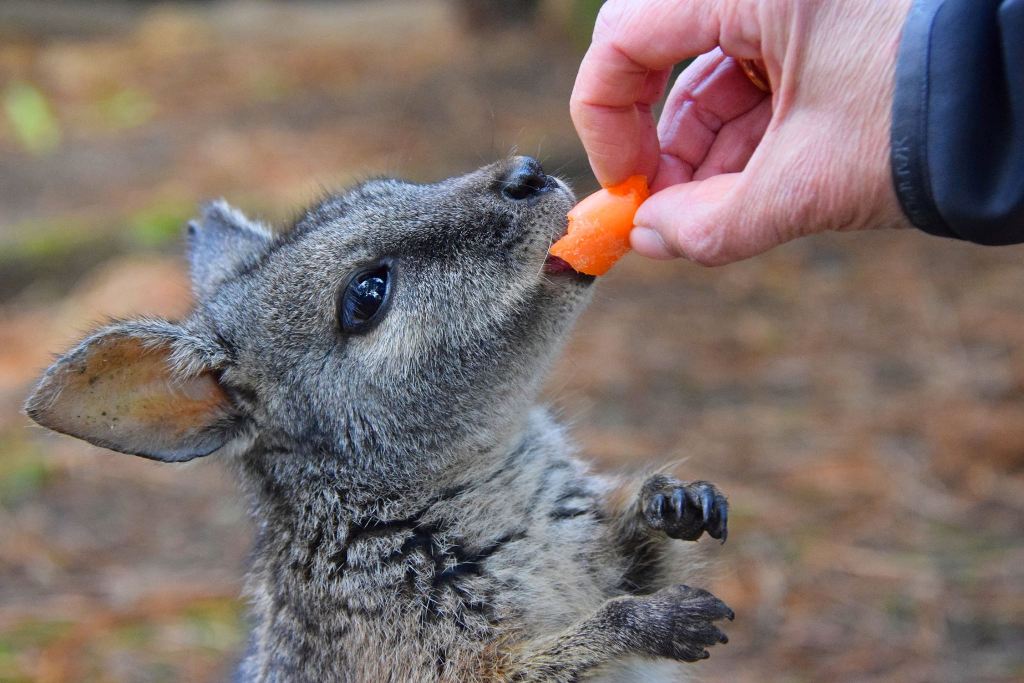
570 0 915 266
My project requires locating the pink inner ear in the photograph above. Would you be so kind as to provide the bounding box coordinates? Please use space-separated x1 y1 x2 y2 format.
29 334 232 461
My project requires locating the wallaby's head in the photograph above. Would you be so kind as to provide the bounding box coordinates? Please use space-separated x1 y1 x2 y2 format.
25 158 592 483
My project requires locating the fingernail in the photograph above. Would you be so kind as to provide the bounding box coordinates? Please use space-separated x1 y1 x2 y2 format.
631 226 677 260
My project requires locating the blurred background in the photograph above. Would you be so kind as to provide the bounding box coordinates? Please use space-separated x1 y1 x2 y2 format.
1 1 1022 681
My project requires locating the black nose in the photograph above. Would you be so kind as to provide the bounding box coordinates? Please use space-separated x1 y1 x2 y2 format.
501 156 551 201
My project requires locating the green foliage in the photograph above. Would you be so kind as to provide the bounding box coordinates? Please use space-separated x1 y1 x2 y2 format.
0 200 192 303
0 618 73 681
0 199 190 266
3 82 62 155
183 599 246 653
0 435 53 507
2 619 73 647
95 88 156 130
126 200 193 249
569 0 604 49
1 217 94 262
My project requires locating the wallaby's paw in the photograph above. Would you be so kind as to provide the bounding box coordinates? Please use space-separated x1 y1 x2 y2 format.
637 584 733 663
641 476 729 543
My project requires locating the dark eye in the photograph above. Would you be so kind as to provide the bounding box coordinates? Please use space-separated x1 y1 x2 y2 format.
338 264 392 333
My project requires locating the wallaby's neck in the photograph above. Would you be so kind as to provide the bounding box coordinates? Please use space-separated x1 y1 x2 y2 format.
233 421 553 677
235 416 540 542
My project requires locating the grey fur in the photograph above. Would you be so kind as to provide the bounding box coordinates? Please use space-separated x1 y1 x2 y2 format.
25 158 732 681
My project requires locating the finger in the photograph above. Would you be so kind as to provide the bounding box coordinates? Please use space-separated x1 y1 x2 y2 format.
692 97 772 181
570 59 671 187
653 50 771 191
649 151 696 193
648 51 726 191
571 0 731 186
634 116 864 266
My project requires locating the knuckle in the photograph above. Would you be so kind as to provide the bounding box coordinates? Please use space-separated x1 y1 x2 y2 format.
593 0 628 40
568 96 587 129
679 226 731 267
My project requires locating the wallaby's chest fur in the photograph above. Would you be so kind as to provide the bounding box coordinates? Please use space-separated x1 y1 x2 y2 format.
238 411 624 681
26 159 733 682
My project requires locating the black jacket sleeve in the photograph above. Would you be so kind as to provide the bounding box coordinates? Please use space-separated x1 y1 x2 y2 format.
891 0 1024 244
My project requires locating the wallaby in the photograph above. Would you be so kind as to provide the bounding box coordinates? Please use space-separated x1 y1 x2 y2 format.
25 157 733 682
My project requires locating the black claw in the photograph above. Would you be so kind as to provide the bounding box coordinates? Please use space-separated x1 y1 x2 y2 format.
643 585 732 665
726 608 735 621
699 488 714 524
671 488 685 521
651 493 665 521
642 477 730 544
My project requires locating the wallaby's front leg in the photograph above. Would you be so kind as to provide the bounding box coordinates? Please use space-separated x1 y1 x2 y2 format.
506 584 733 682
606 474 729 592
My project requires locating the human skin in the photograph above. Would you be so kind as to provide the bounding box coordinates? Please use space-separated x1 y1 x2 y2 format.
570 0 915 266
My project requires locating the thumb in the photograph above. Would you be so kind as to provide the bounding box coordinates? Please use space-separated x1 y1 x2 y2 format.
631 137 828 266
631 173 790 266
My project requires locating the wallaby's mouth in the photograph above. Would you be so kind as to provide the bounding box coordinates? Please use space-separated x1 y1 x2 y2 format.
541 187 593 282
543 255 576 274
543 253 594 283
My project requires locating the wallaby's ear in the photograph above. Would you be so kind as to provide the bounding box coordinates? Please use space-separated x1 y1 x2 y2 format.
24 320 237 462
187 199 273 298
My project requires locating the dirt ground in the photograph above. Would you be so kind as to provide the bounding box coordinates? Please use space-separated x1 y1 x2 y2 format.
1 2 1022 682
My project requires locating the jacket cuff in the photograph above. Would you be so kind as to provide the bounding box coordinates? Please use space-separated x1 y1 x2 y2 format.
890 0 952 237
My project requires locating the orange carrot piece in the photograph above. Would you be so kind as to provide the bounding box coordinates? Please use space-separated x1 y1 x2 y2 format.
549 175 650 276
